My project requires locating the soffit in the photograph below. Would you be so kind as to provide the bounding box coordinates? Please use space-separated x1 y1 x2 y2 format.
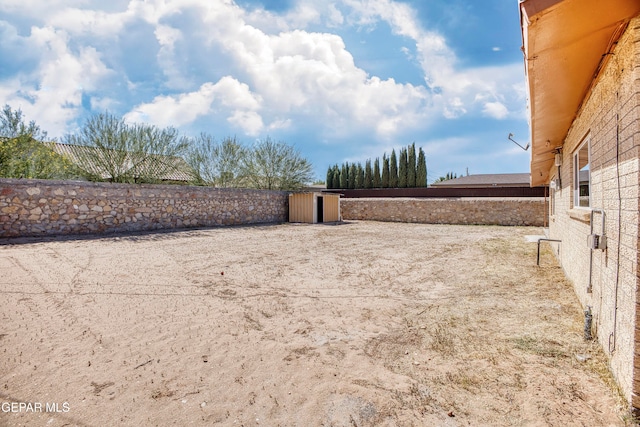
520 0 640 186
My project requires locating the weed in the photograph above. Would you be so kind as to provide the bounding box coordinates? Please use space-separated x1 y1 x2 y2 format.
511 336 567 358
429 322 455 356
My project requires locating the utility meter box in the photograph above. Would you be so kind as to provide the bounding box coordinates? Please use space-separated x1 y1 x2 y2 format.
588 234 607 250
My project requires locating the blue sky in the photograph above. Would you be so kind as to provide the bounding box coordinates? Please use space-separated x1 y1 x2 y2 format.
0 0 530 183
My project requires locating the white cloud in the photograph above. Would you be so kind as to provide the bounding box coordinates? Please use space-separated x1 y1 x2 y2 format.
125 82 217 127
482 101 509 119
90 96 118 112
125 77 264 134
443 97 466 119
327 3 345 27
47 7 133 37
154 24 190 89
0 0 526 152
1 23 113 136
192 6 432 139
340 0 524 121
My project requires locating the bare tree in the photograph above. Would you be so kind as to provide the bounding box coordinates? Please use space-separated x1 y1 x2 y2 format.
64 112 189 183
242 137 313 190
187 135 246 187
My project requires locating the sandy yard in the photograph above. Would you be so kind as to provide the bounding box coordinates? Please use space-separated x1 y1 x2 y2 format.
0 221 630 426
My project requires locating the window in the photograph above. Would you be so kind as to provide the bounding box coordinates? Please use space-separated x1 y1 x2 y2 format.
573 138 590 208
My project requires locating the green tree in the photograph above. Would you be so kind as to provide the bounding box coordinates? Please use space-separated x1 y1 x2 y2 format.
373 157 381 188
381 154 390 188
398 147 408 188
389 149 398 188
407 142 416 188
340 163 348 189
348 163 357 189
326 166 334 189
356 163 364 189
241 137 313 190
331 165 341 189
187 135 245 187
434 172 458 183
416 147 427 187
0 105 76 179
65 112 190 183
364 159 373 189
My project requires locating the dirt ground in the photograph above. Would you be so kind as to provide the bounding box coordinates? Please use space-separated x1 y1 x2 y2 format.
0 221 631 426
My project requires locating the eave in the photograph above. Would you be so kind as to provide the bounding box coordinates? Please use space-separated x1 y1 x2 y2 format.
520 0 640 187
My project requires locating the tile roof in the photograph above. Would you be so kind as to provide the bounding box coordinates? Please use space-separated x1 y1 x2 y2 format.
48 142 192 182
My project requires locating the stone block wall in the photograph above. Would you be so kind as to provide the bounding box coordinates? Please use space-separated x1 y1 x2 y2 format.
0 179 288 238
341 197 545 226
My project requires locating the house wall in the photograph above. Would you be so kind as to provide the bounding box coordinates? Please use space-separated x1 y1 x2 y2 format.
0 179 288 238
341 197 545 226
547 16 640 408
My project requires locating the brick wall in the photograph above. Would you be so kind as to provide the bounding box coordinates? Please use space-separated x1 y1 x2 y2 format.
547 17 640 408
0 179 288 238
341 197 545 226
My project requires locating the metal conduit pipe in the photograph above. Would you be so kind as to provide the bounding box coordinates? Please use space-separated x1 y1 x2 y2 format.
537 238 561 266
587 208 606 294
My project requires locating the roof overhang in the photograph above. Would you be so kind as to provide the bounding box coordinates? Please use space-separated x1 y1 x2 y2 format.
520 0 640 187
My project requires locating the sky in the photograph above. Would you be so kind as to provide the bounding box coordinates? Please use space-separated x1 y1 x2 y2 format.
0 0 531 183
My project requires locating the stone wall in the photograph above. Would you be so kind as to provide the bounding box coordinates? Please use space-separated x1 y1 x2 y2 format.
0 179 547 238
0 179 288 238
341 197 545 226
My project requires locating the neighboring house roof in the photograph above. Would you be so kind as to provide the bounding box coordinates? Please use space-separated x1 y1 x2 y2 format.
520 0 640 186
305 184 327 190
431 173 531 188
49 142 192 182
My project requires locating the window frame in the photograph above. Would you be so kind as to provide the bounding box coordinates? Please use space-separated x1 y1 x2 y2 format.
573 136 591 208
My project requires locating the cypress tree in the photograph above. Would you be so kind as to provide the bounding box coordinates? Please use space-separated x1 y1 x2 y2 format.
398 147 408 188
389 149 398 188
332 165 341 189
356 163 364 189
417 148 427 187
348 163 357 189
373 157 381 188
326 166 334 189
364 159 373 188
382 154 390 187
407 142 416 188
340 163 348 189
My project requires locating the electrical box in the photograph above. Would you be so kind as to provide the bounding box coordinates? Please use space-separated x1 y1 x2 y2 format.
555 153 562 167
588 234 607 250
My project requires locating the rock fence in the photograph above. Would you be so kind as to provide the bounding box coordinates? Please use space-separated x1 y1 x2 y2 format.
0 179 288 237
341 197 545 226
0 179 546 238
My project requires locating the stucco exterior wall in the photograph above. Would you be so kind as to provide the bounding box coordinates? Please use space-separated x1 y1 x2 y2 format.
547 16 640 408
341 197 545 226
0 179 289 238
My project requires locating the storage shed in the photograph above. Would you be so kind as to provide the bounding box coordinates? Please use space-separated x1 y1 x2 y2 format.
289 192 341 223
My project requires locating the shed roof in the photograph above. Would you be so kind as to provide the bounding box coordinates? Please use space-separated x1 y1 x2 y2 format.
520 0 640 186
431 173 531 188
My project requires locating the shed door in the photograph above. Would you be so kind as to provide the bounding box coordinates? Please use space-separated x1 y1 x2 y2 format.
317 196 324 223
